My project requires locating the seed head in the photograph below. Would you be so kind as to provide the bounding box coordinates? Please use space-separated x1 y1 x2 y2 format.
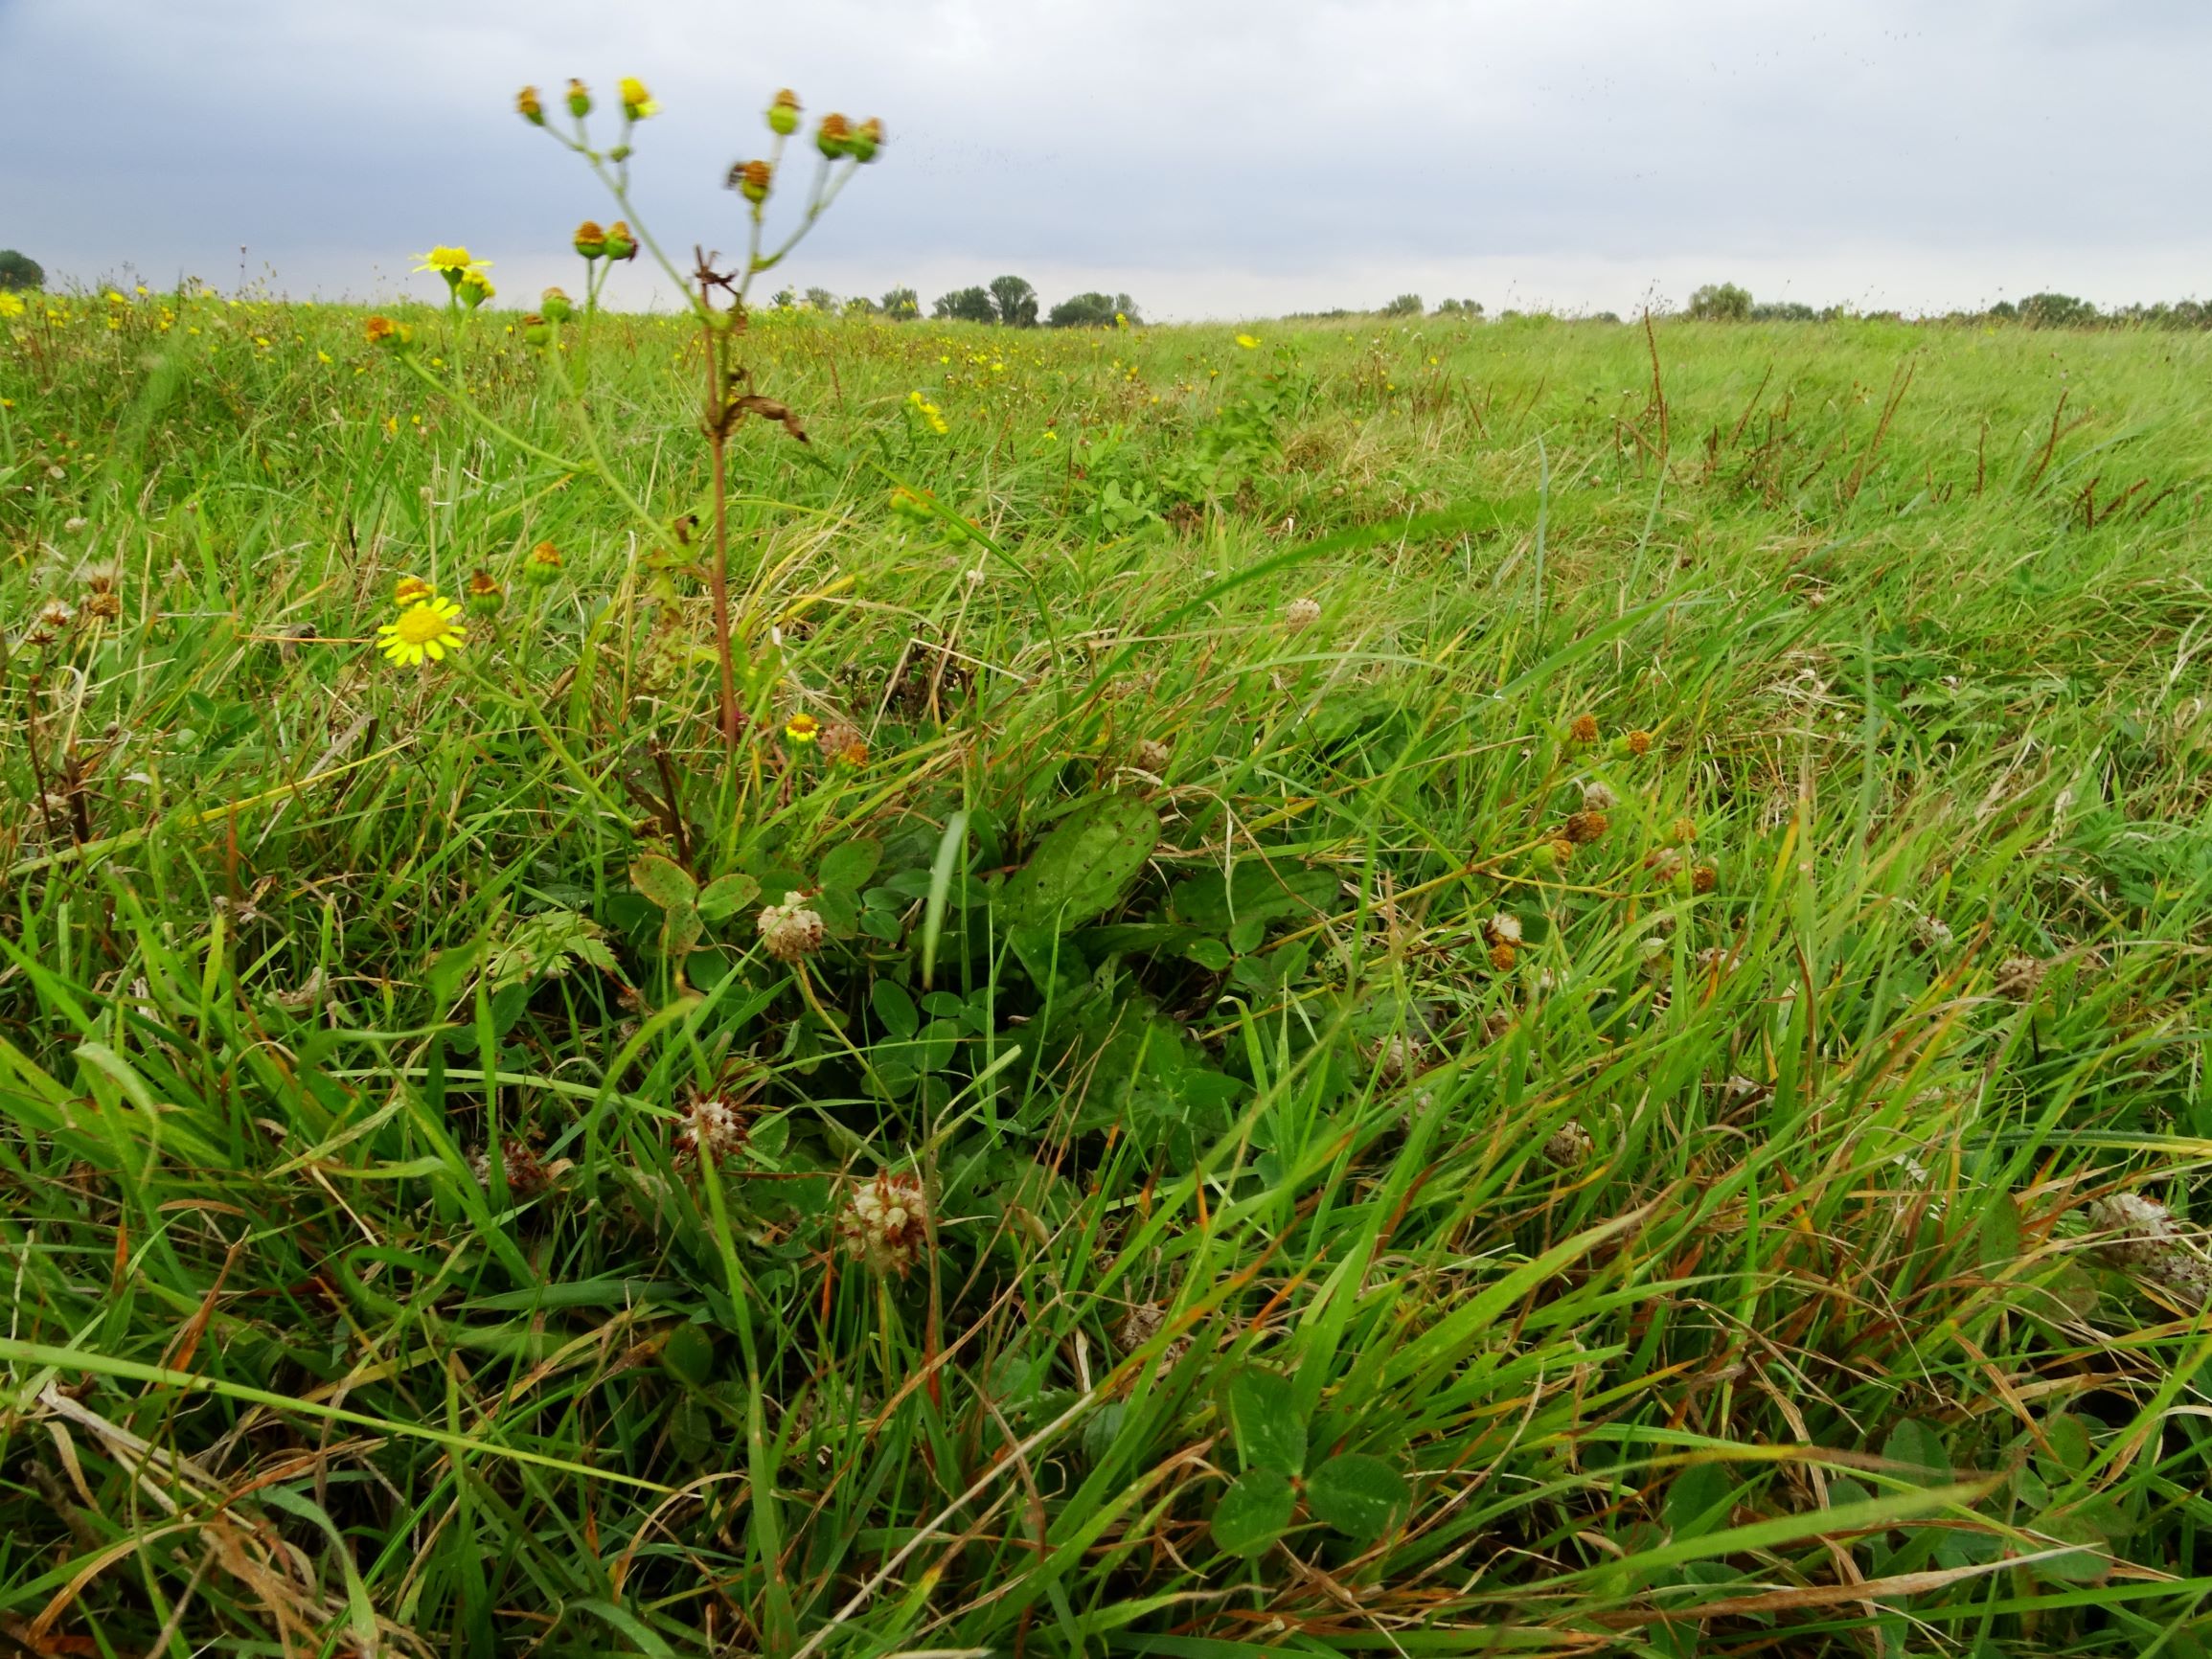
673 1096 748 1164
819 721 869 766
1569 715 1600 745
1112 1302 1168 1352
1372 1034 1424 1082
1489 941 1517 972
758 892 825 962
1563 810 1608 844
1283 595 1322 632
1132 738 1173 774
2087 1193 2211 1307
1581 781 1618 813
1486 912 1522 946
1690 864 1718 895
1671 817 1698 845
838 1170 929 1276
83 590 122 622
1995 956 2048 999
1543 1120 1593 1167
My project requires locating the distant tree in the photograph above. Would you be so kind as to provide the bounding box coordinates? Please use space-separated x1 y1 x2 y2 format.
803 285 838 314
1687 283 1753 321
1749 300 1816 322
843 294 878 316
2019 291 2096 329
1380 292 1424 317
0 249 43 291
771 287 797 309
933 285 996 323
879 285 921 320
1434 297 1484 318
988 274 1038 327
1047 291 1120 328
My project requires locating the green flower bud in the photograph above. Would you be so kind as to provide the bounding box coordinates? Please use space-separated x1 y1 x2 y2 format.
767 88 801 137
848 118 883 163
566 79 592 118
815 112 852 159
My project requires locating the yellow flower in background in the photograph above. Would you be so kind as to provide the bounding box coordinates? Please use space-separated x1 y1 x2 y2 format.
619 77 660 120
905 390 948 435
786 713 821 743
414 246 479 276
0 293 23 319
1235 333 1261 349
377 597 466 667
394 574 436 607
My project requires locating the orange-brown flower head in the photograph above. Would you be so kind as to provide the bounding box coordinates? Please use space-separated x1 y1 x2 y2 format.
539 285 574 323
731 159 773 205
815 112 853 159
848 118 883 163
1489 941 1517 972
1569 714 1600 745
1625 729 1653 757
522 312 551 348
394 574 436 607
767 87 801 136
363 313 412 351
604 220 637 261
819 721 867 766
516 85 545 125
573 219 606 260
467 569 505 614
1691 864 1718 895
1563 809 1608 845
565 78 592 118
523 540 563 584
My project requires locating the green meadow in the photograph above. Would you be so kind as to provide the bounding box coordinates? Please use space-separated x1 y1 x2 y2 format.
3 289 2211 1655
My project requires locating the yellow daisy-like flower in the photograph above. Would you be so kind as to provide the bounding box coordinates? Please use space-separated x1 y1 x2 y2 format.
1235 333 1261 349
0 292 22 319
376 597 466 667
785 713 820 743
414 245 482 276
394 574 436 607
619 77 660 120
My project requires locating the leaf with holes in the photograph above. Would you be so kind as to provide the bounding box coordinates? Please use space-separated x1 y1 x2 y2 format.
1002 793 1161 928
630 853 697 914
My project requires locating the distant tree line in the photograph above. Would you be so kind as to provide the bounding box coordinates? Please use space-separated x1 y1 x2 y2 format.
1682 281 2212 330
766 276 1142 327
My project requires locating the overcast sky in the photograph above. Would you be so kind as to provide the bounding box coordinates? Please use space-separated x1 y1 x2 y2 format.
5 0 2209 320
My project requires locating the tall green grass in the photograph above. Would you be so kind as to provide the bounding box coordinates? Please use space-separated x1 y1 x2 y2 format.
2 295 2209 1656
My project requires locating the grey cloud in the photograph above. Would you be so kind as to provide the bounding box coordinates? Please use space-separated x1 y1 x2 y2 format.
4 0 2208 316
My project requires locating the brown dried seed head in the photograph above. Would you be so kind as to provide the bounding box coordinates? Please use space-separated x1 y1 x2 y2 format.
1563 810 1609 844
1569 715 1600 744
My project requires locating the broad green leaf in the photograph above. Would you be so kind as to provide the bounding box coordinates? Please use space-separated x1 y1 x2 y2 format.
817 837 883 893
1226 1368 1306 1475
1211 1468 1295 1558
2026 1507 2110 1584
1169 859 1337 932
870 979 920 1040
1304 1452 1409 1541
630 852 698 913
695 872 760 923
1663 1460 1737 1539
1882 1419 1950 1489
660 1322 715 1388
1001 793 1161 928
